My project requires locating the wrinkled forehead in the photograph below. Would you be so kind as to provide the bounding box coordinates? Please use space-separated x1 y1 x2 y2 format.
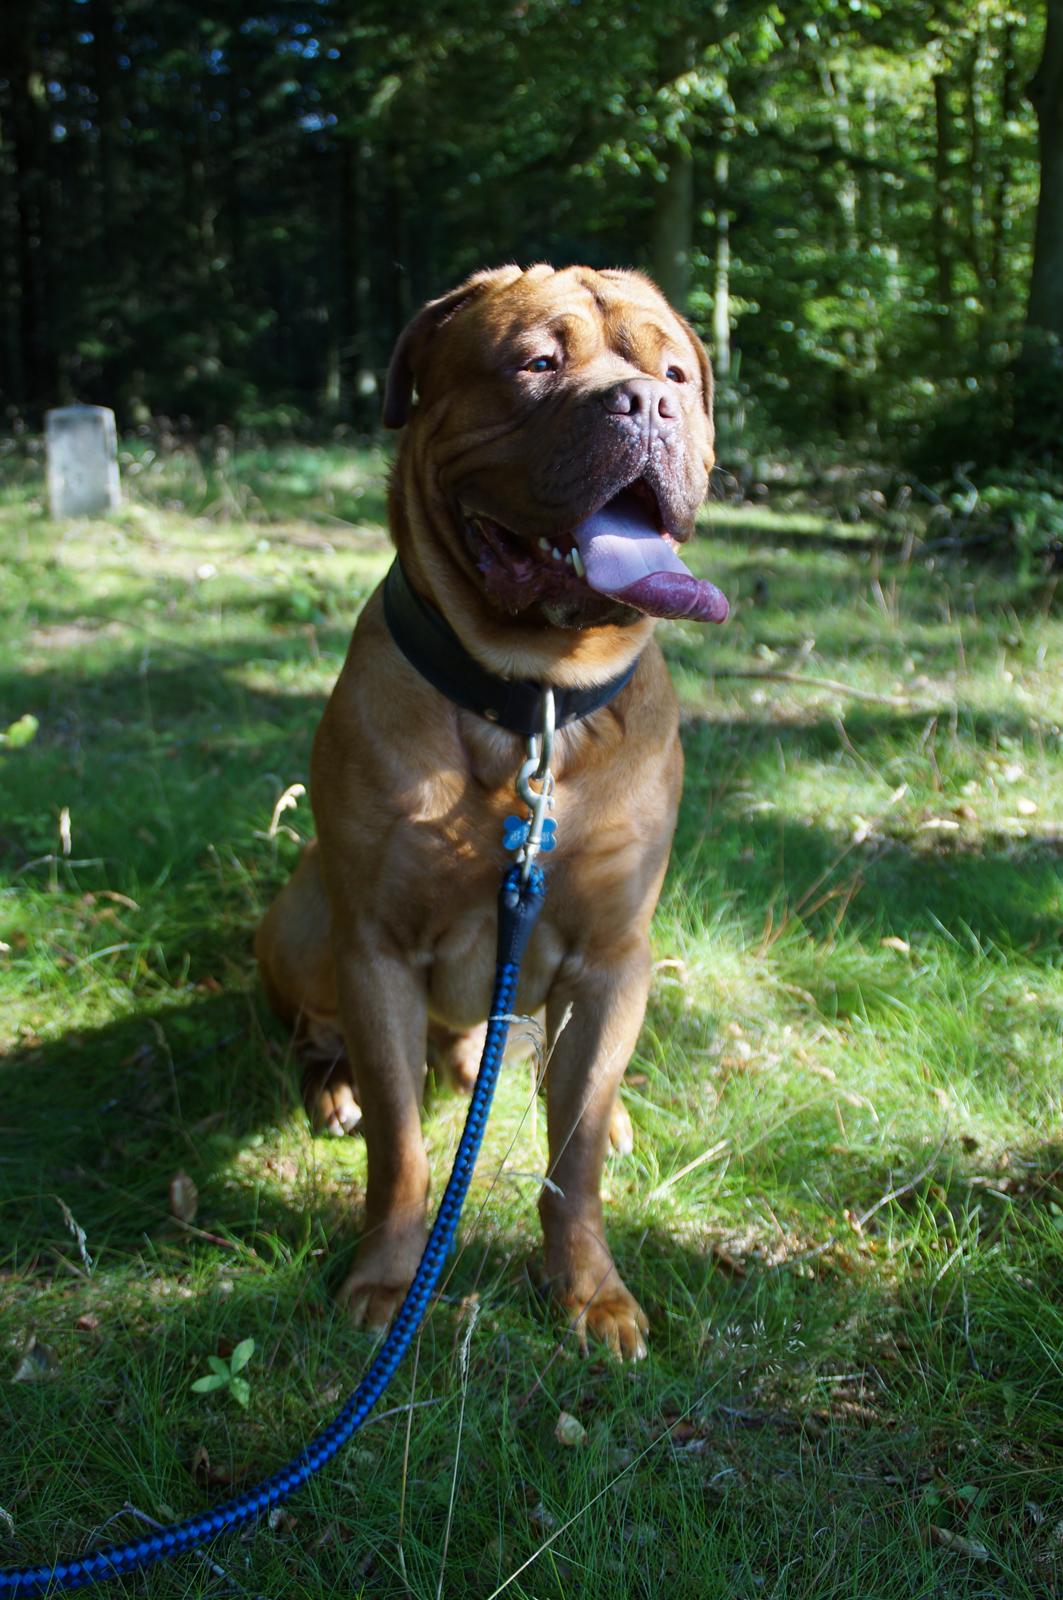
461 268 695 365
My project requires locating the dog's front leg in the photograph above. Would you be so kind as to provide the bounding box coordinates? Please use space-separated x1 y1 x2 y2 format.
539 943 652 1360
333 940 430 1330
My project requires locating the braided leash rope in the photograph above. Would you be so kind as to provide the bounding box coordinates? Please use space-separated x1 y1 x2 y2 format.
1 863 547 1596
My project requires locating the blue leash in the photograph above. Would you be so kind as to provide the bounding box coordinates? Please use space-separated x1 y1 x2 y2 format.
0 862 547 1596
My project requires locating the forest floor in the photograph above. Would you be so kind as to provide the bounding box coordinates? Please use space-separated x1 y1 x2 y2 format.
1 442 1062 1599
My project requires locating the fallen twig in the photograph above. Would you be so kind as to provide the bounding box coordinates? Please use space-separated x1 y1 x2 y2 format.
648 1140 729 1200
926 1524 990 1562
709 667 933 709
170 1218 252 1253
854 1126 950 1230
771 1125 949 1273
83 1503 231 1585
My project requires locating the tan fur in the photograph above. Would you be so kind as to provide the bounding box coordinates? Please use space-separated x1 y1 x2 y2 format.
256 264 714 1359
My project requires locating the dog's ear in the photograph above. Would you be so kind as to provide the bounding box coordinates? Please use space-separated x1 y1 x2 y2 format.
382 268 521 429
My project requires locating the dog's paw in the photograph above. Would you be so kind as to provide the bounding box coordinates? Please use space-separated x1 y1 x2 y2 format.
338 1227 426 1332
427 1022 486 1095
607 1095 634 1157
302 1059 361 1137
559 1284 650 1362
338 1270 415 1331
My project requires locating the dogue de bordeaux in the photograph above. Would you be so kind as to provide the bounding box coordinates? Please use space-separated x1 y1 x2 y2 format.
255 263 728 1360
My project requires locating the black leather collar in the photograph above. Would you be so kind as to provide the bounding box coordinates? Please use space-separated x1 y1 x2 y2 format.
382 559 639 737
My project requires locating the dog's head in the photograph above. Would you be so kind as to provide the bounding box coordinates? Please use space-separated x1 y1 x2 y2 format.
385 264 727 673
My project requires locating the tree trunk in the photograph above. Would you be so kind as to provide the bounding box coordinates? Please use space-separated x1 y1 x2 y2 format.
90 0 122 402
334 133 373 420
1013 0 1063 455
821 63 866 432
712 147 730 379
1024 0 1063 348
380 140 412 355
651 149 693 307
0 91 14 409
986 23 1017 338
865 80 901 306
90 0 118 244
964 33 988 313
223 20 247 293
650 33 694 308
2 10 54 412
859 82 881 249
932 72 956 340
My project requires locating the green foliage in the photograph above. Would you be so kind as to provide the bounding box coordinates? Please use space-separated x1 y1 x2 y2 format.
1 714 39 749
191 1338 255 1407
967 466 1063 577
0 1 1057 464
902 378 1008 479
1010 334 1063 460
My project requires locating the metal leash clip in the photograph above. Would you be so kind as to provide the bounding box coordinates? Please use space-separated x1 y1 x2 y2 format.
512 688 556 882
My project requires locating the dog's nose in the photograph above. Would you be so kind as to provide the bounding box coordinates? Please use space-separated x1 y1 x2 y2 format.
601 379 679 429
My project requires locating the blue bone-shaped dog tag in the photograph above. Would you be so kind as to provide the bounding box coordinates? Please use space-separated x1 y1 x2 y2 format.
502 815 557 853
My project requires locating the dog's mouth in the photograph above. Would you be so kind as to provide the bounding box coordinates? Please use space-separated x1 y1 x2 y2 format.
462 478 729 625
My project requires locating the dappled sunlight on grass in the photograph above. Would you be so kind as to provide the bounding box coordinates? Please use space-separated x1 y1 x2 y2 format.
2 448 1062 1596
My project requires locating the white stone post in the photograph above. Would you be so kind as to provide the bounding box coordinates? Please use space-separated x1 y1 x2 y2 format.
45 405 122 519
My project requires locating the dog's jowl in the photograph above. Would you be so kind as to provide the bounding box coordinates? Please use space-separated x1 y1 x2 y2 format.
256 264 729 1360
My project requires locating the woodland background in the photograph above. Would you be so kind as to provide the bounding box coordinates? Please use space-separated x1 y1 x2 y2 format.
1 0 1062 496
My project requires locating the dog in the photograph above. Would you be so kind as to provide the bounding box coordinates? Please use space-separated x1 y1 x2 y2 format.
255 263 728 1359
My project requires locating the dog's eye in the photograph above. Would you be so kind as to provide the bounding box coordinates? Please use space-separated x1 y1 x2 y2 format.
665 365 686 383
523 355 557 374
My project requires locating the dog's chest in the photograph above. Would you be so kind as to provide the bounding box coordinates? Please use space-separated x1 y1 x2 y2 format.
396 727 669 1030
419 893 565 1031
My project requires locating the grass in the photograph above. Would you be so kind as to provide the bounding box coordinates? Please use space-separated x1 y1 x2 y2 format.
1 440 1062 1598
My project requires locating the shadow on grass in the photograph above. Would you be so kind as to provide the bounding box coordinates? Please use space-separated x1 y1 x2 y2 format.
3 501 1061 1592
2 599 1060 1294
675 709 1062 957
2 635 1057 922
707 512 900 558
0 993 300 1260
3 971 1062 1301
3 984 1062 1387
4 992 1063 1598
1 631 1059 1275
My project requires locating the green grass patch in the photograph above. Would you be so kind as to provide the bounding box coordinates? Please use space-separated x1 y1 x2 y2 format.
1 447 1062 1597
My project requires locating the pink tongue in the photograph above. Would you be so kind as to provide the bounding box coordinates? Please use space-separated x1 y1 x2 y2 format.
573 490 728 624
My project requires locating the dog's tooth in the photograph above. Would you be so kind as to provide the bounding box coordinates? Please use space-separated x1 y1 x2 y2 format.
551 546 562 561
538 537 550 552
571 547 585 577
564 550 573 566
